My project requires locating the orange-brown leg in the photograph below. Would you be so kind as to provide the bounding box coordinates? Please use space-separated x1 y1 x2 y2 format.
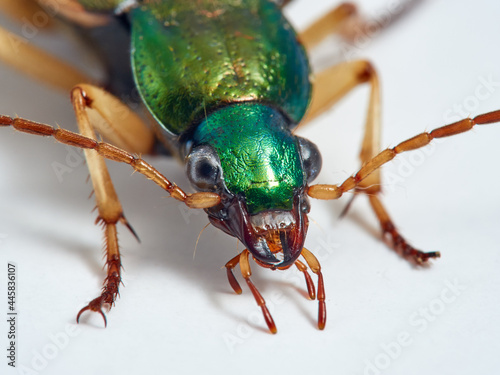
0 0 109 91
69 86 149 325
69 86 220 323
313 61 437 264
301 248 326 330
299 54 441 264
298 59 383 208
0 25 92 91
297 60 380 219
300 59 379 127
297 2 443 264
76 220 121 327
298 2 358 50
0 87 221 325
308 111 500 265
297 1 424 51
71 84 154 153
368 195 440 265
0 114 221 208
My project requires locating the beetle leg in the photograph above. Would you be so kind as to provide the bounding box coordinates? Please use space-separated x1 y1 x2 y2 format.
349 62 438 265
298 1 423 51
239 250 277 334
299 58 439 264
0 84 218 324
0 113 221 208
308 109 500 262
70 85 146 326
0 0 110 91
300 59 378 125
301 248 326 330
68 85 218 323
298 2 358 50
297 1 448 263
76 220 121 327
368 194 440 265
0 25 92 91
71 84 155 153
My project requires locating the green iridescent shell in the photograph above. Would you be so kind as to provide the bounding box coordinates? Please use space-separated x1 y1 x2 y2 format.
130 0 311 135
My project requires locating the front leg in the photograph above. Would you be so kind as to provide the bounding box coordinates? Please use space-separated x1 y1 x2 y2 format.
308 110 500 261
70 84 154 325
1 84 221 325
76 219 122 327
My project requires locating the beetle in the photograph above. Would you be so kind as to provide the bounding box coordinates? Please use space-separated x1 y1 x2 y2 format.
0 0 499 337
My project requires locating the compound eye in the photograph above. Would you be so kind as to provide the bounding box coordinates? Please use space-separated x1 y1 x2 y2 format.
297 137 322 183
185 145 222 191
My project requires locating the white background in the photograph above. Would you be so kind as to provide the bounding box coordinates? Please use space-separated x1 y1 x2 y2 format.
1 0 500 374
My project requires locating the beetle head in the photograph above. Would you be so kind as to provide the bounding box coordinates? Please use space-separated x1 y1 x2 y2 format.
185 103 321 268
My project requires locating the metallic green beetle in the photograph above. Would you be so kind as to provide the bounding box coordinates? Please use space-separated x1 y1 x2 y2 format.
7 0 481 333
67 0 323 332
130 1 317 267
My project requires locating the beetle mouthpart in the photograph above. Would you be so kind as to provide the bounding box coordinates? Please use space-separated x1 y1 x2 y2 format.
249 221 303 269
208 195 308 268
246 197 308 269
251 237 281 264
250 210 295 233
250 211 296 264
